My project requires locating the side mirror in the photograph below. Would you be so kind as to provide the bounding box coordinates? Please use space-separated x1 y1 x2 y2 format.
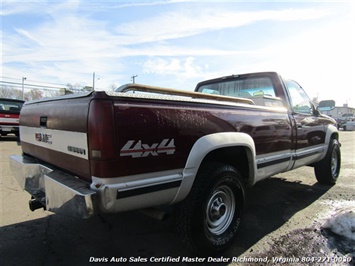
318 100 335 111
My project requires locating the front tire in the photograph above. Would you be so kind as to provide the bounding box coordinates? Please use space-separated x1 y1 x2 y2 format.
175 163 245 254
314 138 341 185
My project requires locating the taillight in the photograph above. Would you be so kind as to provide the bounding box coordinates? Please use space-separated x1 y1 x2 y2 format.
88 99 115 160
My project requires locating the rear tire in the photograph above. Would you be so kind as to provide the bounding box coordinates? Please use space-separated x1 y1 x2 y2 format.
314 138 341 185
175 162 245 254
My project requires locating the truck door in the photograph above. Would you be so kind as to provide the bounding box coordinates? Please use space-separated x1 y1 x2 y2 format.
284 80 326 169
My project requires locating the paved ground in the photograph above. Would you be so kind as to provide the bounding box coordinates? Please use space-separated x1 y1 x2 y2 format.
1 131 354 266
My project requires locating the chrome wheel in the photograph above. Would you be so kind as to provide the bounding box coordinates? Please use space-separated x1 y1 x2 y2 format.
206 185 235 235
175 163 245 253
331 149 338 177
314 139 341 185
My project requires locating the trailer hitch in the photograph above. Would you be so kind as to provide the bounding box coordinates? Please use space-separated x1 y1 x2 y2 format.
29 194 46 212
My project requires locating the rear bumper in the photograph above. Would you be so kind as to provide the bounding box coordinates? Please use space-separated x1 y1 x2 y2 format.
9 155 97 219
0 125 19 134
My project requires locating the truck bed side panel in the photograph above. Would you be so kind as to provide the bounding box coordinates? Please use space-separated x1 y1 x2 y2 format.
109 98 292 178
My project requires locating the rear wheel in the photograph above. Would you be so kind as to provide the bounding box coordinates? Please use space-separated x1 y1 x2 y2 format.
314 138 341 185
175 163 245 254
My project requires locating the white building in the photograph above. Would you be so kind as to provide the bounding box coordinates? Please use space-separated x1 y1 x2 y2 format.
321 103 355 120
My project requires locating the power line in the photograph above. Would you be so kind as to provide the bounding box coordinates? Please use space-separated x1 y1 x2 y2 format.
0 81 63 90
0 76 68 87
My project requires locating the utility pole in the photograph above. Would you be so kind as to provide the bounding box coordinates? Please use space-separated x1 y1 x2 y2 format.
22 77 26 100
131 74 138 84
92 72 96 91
92 72 100 91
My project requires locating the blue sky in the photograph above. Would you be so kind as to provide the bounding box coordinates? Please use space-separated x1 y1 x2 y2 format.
1 0 354 106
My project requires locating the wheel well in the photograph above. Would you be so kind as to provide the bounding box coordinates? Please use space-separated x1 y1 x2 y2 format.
201 146 251 186
331 132 339 140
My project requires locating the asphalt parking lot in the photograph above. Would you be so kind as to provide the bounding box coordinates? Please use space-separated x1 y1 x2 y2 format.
1 131 354 266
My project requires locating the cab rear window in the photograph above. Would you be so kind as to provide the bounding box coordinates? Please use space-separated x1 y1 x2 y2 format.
197 77 283 107
0 99 24 114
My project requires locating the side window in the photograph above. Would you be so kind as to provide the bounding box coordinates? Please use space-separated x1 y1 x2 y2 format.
285 80 313 114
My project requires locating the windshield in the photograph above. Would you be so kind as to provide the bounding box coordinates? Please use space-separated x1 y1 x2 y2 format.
0 99 24 114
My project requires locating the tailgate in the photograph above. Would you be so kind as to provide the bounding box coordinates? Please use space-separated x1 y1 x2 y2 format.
0 113 20 126
19 93 92 181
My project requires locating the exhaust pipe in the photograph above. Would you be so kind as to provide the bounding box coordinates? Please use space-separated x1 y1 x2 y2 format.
29 199 45 211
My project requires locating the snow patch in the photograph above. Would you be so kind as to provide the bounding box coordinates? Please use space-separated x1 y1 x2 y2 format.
321 200 355 241
322 209 355 240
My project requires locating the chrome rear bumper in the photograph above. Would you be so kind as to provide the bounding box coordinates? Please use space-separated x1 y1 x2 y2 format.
9 155 96 219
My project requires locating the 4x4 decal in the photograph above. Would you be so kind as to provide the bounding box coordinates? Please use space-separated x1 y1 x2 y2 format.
120 139 175 158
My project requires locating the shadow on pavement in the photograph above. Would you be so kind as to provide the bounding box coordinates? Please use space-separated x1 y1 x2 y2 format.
0 135 19 142
0 176 331 266
227 177 331 257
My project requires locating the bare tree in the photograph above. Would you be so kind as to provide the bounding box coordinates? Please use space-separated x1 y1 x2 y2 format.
25 89 43 101
1 86 45 101
0 86 22 99
110 83 118 91
66 83 86 93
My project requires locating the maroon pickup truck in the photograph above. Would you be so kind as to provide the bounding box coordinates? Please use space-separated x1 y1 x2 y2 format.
10 72 340 254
